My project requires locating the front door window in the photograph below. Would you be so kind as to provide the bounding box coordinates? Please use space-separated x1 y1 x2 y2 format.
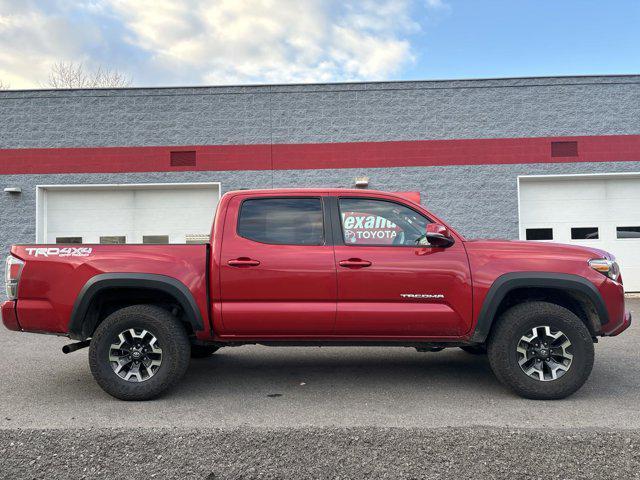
339 198 430 246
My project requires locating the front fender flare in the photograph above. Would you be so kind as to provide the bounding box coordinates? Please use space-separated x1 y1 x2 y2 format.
68 273 204 340
469 272 608 343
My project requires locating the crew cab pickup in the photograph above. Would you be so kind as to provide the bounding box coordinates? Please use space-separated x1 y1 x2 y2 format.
2 189 632 400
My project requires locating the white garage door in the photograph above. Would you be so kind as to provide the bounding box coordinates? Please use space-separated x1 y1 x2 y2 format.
37 183 220 245
519 174 640 291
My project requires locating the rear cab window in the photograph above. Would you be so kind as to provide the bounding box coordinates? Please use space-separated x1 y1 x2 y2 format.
237 197 324 245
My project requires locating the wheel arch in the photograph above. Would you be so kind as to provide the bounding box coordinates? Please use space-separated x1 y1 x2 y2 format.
69 273 204 340
470 272 608 343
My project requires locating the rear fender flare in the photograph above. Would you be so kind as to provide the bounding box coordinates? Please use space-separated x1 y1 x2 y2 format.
470 272 608 343
68 273 204 340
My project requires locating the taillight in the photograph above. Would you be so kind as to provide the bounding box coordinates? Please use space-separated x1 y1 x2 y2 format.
5 255 25 300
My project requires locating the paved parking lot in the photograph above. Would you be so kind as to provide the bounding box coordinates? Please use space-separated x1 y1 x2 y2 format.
1 299 638 479
1 299 638 430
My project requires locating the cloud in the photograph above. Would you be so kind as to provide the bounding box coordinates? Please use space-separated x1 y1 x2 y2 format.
0 0 100 87
425 0 448 9
0 0 434 88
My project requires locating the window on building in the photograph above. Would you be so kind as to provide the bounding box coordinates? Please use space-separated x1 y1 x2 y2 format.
571 227 599 240
143 235 169 244
185 233 209 244
616 226 640 239
338 198 431 246
56 237 82 244
100 236 126 244
238 198 324 245
525 228 553 241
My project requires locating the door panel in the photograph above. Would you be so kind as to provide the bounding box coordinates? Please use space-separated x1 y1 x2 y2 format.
334 244 472 336
219 195 337 335
333 197 472 337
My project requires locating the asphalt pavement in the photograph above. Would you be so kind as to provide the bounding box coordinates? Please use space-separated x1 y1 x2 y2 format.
2 427 640 480
1 299 638 478
1 299 639 430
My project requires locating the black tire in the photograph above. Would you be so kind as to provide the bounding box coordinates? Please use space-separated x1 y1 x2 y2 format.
460 345 487 355
487 301 594 400
191 345 220 358
89 304 191 401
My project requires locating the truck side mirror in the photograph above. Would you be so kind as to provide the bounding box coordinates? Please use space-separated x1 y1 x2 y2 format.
425 223 455 248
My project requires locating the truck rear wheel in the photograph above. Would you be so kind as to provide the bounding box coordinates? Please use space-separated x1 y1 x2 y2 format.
88 304 191 401
487 301 594 400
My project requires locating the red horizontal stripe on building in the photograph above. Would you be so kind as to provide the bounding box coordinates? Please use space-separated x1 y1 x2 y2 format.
0 135 639 175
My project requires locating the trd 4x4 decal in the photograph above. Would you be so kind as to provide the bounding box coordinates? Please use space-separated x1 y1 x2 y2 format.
25 247 92 257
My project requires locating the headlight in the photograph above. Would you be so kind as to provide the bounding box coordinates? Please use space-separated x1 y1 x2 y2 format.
588 258 620 282
5 255 25 299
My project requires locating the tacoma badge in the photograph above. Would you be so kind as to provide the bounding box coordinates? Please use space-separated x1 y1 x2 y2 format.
400 293 445 299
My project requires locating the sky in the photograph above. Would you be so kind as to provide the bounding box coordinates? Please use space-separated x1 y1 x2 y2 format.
0 0 639 89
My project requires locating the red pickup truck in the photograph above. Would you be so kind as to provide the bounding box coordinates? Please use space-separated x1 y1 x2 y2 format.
2 189 631 401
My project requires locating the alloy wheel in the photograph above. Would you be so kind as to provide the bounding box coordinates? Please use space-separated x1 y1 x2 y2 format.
516 325 573 381
108 328 163 382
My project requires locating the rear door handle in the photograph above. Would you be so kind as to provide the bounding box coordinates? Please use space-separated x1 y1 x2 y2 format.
339 258 372 268
228 257 261 267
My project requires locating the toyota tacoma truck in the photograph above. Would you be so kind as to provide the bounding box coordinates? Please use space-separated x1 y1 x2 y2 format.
1 189 632 401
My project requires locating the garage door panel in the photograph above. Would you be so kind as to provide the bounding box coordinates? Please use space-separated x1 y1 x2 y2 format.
42 184 219 245
520 176 640 291
604 179 640 199
605 210 640 225
48 191 134 210
521 199 608 224
133 189 216 208
135 206 215 236
520 180 607 201
50 209 133 225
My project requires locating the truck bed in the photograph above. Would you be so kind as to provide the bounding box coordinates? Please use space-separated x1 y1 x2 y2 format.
10 244 209 335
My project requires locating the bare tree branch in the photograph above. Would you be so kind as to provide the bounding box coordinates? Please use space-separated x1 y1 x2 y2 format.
44 61 132 89
0 79 9 90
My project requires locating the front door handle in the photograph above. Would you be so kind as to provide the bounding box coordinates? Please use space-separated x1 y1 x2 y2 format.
228 257 261 267
339 258 372 268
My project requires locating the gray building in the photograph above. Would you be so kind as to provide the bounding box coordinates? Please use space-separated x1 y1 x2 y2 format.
1 75 640 289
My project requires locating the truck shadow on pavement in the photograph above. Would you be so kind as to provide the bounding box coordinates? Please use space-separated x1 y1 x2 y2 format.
36 343 633 407
177 347 503 398
172 344 636 404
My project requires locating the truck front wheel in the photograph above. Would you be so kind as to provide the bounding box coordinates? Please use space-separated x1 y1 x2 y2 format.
487 301 594 400
88 304 191 401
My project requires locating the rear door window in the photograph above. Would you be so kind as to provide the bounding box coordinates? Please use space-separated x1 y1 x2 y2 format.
238 198 324 245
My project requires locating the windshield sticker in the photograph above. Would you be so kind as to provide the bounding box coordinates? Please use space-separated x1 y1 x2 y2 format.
342 212 401 244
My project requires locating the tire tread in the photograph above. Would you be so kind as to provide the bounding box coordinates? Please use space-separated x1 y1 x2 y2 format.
487 301 594 400
88 304 190 401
